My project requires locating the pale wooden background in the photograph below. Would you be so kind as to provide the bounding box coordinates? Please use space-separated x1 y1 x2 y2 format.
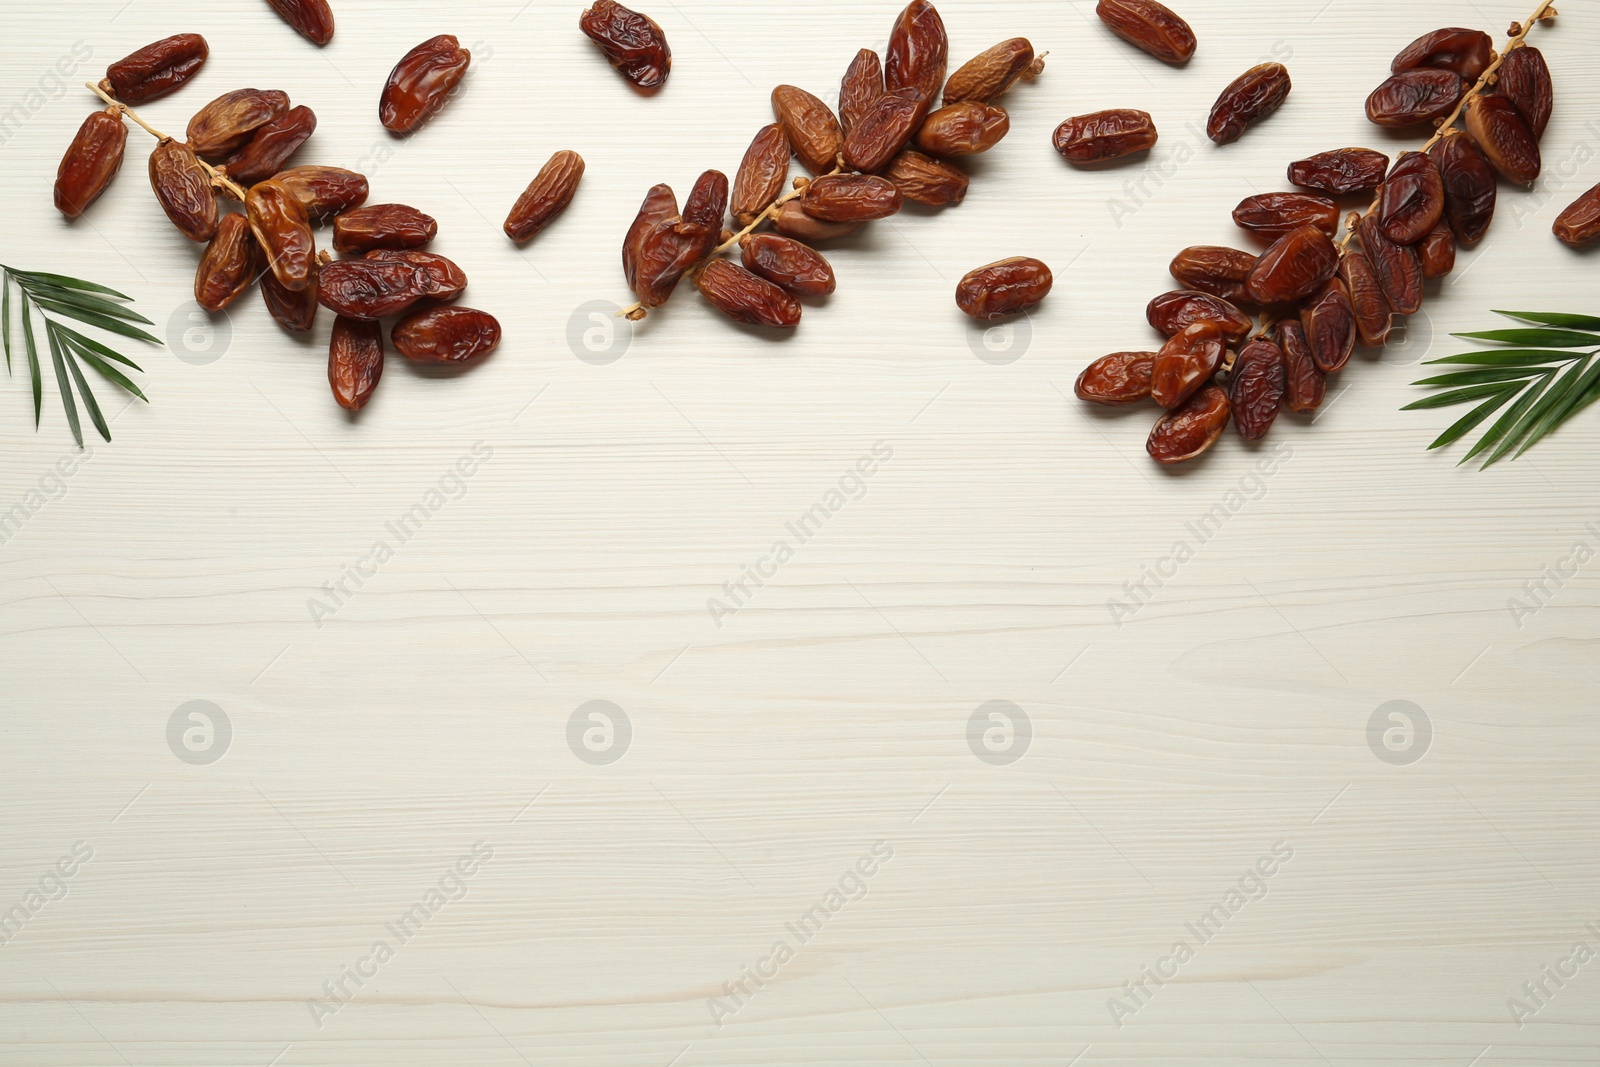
2 1 1598 1064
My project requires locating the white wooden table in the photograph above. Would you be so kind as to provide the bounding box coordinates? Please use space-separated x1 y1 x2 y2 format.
3 1 1598 1064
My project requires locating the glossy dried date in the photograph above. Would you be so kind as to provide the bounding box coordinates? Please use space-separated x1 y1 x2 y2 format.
1378 150 1444 245
1339 249 1393 348
624 183 679 288
505 150 585 243
628 176 721 309
1465 93 1541 185
55 109 127 220
695 259 802 328
194 214 259 312
955 257 1052 320
683 169 729 231
266 0 335 46
1233 192 1338 242
1418 221 1456 279
1553 182 1600 247
844 87 928 174
1429 132 1496 245
106 34 209 104
1053 109 1157 163
1230 339 1286 441
1207 63 1290 145
1169 246 1256 304
332 204 438 253
840 49 884 135
1275 318 1325 413
393 307 501 363
801 174 903 223
915 101 1009 156
1498 45 1552 139
246 180 315 292
773 200 861 242
1365 69 1463 128
1391 27 1493 82
1288 148 1389 195
1095 0 1196 64
772 85 843 175
363 250 468 301
732 124 789 227
1246 224 1338 305
740 234 836 297
319 258 459 319
1357 212 1422 315
1151 321 1223 409
262 268 318 332
943 38 1041 104
886 0 948 104
381 36 471 134
149 139 217 242
186 88 288 161
882 149 968 206
329 316 383 412
223 104 315 185
1147 290 1252 345
1076 351 1156 406
580 1 670 92
1301 278 1355 373
272 166 369 222
1148 385 1230 464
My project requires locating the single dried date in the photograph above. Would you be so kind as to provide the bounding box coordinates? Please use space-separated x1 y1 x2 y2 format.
1419 221 1456 279
1076 351 1156 406
1288 148 1389 195
1230 339 1286 441
1377 150 1444 245
732 124 790 226
265 0 335 46
1151 321 1223 409
840 49 884 135
505 150 585 243
1246 224 1338 305
695 259 802 328
364 250 468 302
1356 212 1422 316
186 88 289 161
772 85 843 175
194 214 259 312
329 316 383 412
1498 45 1552 140
801 174 903 223
844 87 928 174
223 104 316 185
262 268 318 332
915 101 1009 157
1429 132 1496 245
1391 27 1493 82
1465 93 1541 186
319 258 460 319
246 180 315 292
1275 318 1325 413
773 200 860 242
149 139 218 242
1233 192 1338 242
1339 249 1393 348
1148 385 1230 464
54 109 126 219
886 0 948 105
272 166 369 222
393 307 502 363
1554 182 1600 247
740 234 836 297
883 149 968 206
1053 110 1157 164
105 34 209 104
1169 246 1256 304
333 204 438 253
1301 278 1356 373
1146 290 1252 345
1095 0 1196 65
955 257 1052 320
580 1 671 92
381 35 471 135
1365 69 1463 128
1207 63 1290 145
943 38 1042 104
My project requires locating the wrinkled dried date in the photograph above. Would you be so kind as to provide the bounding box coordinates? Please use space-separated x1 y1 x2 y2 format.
1229 339 1286 441
1053 109 1157 163
1498 45 1552 139
1246 223 1338 305
915 101 1009 156
1233 192 1339 242
272 165 369 222
194 214 259 312
1391 27 1493 82
883 149 968 206
943 38 1041 104
1076 351 1156 406
1339 249 1393 348
364 250 468 301
624 183 679 288
1275 318 1325 413
740 234 836 296
329 316 383 412
1465 93 1541 185
801 174 903 222
1419 222 1456 278
1365 69 1463 128
1288 148 1389 195
1357 212 1422 316
773 200 860 242
505 150 585 243
333 204 438 253
1168 246 1256 304
55 109 126 219
106 34 209 104
840 49 884 134
1207 63 1290 145
886 0 948 104
223 104 315 185
1146 290 1252 345
266 0 335 46
843 87 928 173
186 88 288 161
246 180 315 292
1301 278 1356 373
683 169 729 231
625 172 724 309
1553 182 1600 247
1378 150 1444 244
381 35 471 135
1095 0 1196 65
1151 321 1223 409
319 257 460 319
772 85 843 175
580 1 671 92
732 124 790 226
262 267 318 332
1148 384 1230 464
695 259 802 328
149 139 217 242
393 307 502 363
955 256 1052 320
1429 131 1497 245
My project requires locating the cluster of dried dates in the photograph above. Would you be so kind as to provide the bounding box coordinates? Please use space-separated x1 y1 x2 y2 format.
1075 10 1564 465
612 0 1050 328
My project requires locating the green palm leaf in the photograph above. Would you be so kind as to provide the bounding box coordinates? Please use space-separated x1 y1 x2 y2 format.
1453 328 1600 348
1494 310 1600 331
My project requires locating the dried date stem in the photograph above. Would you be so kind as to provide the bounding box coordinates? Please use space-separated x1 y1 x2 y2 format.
83 80 248 201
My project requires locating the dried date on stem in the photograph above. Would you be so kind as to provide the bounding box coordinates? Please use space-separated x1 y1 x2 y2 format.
505 150 585 243
1391 27 1493 82
1053 110 1157 163
266 0 335 46
195 214 260 312
580 1 671 92
943 38 1042 104
262 268 318 332
627 172 724 309
772 85 842 175
1230 339 1286 441
1275 318 1325 413
1419 221 1456 279
1169 246 1257 304
1146 290 1252 345
1429 132 1496 245
149 139 218 242
1151 321 1223 409
272 166 369 222
1498 45 1553 139
774 200 860 242
1233 193 1340 241
1339 249 1393 348
1554 182 1600 247
1378 150 1444 245
1246 224 1338 305
364 251 468 301
883 149 968 206
624 183 679 288
106 34 209 104
380 35 471 135
1465 93 1541 186
1095 0 1196 64
955 257 1052 320
246 180 315 292
695 259 802 328
1365 69 1463 128
319 258 457 319
1301 277 1356 373
1148 385 1230 464
55 109 127 219
187 88 289 161
732 124 790 226
840 49 884 134
844 87 928 173
1356 212 1422 316
801 174 902 222
886 0 948 104
333 204 438 253
223 104 316 185
915 101 1009 157
393 307 502 363
1207 63 1291 145
1288 148 1389 195
1075 351 1156 406
740 234 836 297
329 316 383 412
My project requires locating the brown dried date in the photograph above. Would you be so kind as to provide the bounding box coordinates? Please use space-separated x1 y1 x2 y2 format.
627 173 723 309
55 109 126 219
1146 290 1252 345
1053 109 1157 163
955 257 1052 320
1356 212 1422 315
1207 63 1291 145
363 250 468 301
882 149 968 206
1151 322 1223 409
1075 351 1156 406
246 180 315 292
266 0 335 46
1301 278 1355 373
695 259 802 328
1391 27 1493 82
1378 150 1444 245
1365 69 1463 128
186 88 288 161
1095 0 1196 65
262 268 318 332
1232 192 1338 242
1148 385 1230 464
773 200 861 242
1465 93 1541 185
393 307 502 363
505 150 585 243
106 34 209 104
1169 246 1257 304
319 258 460 319
1229 339 1286 441
1275 318 1325 413
380 35 471 135
840 49 884 135
1428 132 1496 245
1246 224 1338 305
194 214 259 313
943 38 1042 104
329 316 383 412
844 87 928 174
624 183 680 287
272 166 369 222
223 104 316 185
801 174 903 223
1553 182 1600 247
886 0 948 104
580 1 670 92
1419 222 1456 279
683 169 729 231
1339 249 1393 348
740 234 836 297
333 204 438 253
1288 148 1390 195
732 124 790 226
148 139 217 242
1498 45 1552 139
772 85 843 175
915 101 1009 157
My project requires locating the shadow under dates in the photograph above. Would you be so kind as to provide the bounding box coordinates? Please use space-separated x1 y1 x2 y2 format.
967 700 1031 765
1367 700 1432 766
567 700 631 765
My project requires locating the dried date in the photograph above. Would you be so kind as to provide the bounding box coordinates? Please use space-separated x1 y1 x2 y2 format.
1301 278 1355 373
1207 63 1291 145
624 183 680 287
380 35 471 134
1391 27 1493 82
1429 131 1496 245
194 214 259 312
882 149 968 206
840 49 884 134
329 316 383 412
1229 339 1286 441
246 180 315 292
915 101 1009 157
732 124 789 226
272 165 369 222
223 104 315 185
186 88 289 161
1419 221 1456 279
1356 212 1422 316
580 1 670 92
1275 318 1325 413
1553 182 1600 247
319 258 459 319
266 0 335 46
149 139 218 242
1151 322 1223 409
695 259 802 328
1233 192 1339 242
1148 385 1230 464
1095 0 1196 65
505 150 585 243
772 85 843 175
1339 249 1393 348
1465 93 1541 185
886 0 948 104
262 268 318 332
740 234 836 297
363 250 468 301
801 174 903 223
1075 351 1156 406
105 34 209 104
1053 109 1157 164
844 87 928 173
332 204 438 253
1378 150 1444 245
1168 246 1257 304
1146 290 1252 345
773 200 860 242
1498 45 1552 139
1246 224 1338 305
392 307 502 363
55 109 127 219
1365 69 1463 128
955 257 1052 320
943 38 1042 104
1288 148 1389 195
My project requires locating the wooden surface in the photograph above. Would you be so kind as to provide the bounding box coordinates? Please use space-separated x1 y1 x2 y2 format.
2 1 1598 1064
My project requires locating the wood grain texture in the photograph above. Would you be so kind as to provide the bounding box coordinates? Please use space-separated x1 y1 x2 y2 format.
1 1 1598 1064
